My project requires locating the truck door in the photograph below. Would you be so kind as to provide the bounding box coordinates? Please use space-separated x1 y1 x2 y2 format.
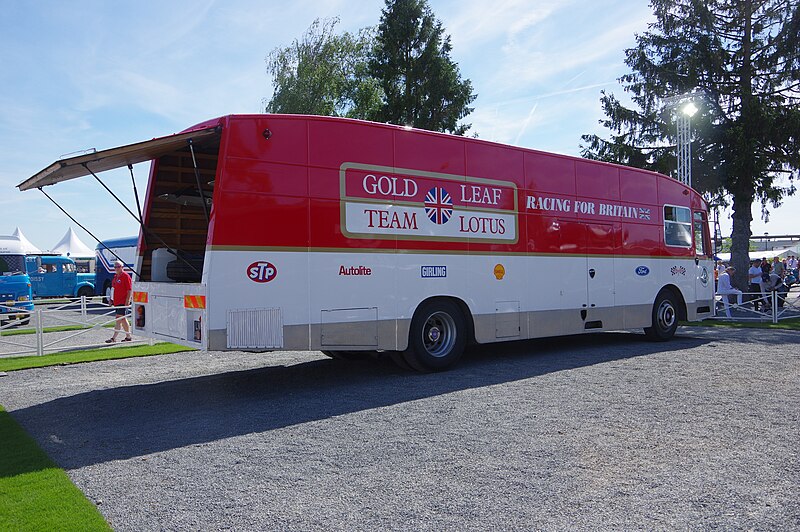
41 263 59 297
61 261 77 296
585 223 616 316
693 211 714 304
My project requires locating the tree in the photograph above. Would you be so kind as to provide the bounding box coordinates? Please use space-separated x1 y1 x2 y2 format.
370 0 476 135
581 0 800 288
265 18 383 119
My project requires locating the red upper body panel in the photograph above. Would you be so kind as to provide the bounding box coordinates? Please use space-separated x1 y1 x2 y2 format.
144 115 707 257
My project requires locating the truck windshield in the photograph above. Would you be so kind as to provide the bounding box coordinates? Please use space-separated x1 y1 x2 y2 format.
0 254 26 275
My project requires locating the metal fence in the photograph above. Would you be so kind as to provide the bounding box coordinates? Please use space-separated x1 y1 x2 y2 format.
0 297 151 358
713 289 800 323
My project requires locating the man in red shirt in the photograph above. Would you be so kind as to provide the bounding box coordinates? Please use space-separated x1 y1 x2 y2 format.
106 260 133 343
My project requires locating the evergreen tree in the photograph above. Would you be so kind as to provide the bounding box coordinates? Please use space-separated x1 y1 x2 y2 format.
265 18 382 119
581 0 800 287
370 0 476 135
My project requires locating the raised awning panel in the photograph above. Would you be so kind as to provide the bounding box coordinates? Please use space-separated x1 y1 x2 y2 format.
17 126 221 191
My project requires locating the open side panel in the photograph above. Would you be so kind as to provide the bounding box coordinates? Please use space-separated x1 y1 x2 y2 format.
18 126 221 190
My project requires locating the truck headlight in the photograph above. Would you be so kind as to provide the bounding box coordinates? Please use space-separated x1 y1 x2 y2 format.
17 295 30 301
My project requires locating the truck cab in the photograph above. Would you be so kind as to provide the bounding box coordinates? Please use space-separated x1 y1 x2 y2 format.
0 236 34 325
26 255 95 299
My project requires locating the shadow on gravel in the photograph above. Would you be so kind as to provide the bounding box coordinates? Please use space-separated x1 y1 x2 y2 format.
9 331 711 474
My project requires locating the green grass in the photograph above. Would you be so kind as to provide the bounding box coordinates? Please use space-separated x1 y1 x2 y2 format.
0 342 196 529
683 318 800 330
0 343 195 372
0 406 111 531
1 323 114 337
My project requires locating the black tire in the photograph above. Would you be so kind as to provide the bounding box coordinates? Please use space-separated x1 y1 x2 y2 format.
403 299 467 372
388 351 415 371
644 289 679 341
77 286 93 298
320 350 369 361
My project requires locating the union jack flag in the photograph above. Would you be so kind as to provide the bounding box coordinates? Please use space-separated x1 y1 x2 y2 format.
424 187 453 224
638 208 651 220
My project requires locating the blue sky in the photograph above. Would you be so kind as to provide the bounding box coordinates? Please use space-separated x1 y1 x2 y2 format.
1 0 796 250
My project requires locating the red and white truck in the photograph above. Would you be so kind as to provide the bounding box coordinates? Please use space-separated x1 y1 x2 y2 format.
20 115 714 370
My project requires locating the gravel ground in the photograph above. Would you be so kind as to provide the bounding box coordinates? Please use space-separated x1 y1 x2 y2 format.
1 326 798 530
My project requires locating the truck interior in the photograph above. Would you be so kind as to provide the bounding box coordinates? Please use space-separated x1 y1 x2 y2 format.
17 125 222 285
140 135 220 283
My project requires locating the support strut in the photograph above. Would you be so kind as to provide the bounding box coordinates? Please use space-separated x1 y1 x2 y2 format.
38 187 142 279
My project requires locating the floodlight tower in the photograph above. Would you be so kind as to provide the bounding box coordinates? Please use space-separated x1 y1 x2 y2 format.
676 101 698 188
662 92 702 188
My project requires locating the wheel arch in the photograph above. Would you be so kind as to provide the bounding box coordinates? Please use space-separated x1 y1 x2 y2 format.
76 282 94 296
408 295 476 345
660 284 688 321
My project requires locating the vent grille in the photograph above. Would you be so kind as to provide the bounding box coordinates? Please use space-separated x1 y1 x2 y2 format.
226 308 283 349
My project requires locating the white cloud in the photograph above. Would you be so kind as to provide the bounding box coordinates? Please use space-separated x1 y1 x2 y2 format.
442 0 565 51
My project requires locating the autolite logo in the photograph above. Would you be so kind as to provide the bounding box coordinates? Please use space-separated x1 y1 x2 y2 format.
247 261 277 283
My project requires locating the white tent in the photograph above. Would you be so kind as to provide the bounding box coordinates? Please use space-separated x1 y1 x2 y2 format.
12 227 42 254
50 228 94 258
717 244 800 263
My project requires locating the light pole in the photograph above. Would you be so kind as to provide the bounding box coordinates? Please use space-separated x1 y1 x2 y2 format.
676 101 698 188
662 92 703 188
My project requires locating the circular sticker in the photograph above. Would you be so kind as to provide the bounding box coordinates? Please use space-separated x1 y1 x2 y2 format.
493 264 506 280
247 261 277 283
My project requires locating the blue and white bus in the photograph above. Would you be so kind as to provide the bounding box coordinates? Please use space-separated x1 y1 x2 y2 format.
95 236 137 300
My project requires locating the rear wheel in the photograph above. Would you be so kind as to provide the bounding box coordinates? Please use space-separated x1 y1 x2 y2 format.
77 286 93 298
403 300 467 372
389 351 414 371
644 289 679 341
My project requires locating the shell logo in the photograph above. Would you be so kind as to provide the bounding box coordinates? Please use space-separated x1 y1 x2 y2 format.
493 264 506 280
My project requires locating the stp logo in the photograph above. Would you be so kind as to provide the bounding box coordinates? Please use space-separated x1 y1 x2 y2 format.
247 261 277 283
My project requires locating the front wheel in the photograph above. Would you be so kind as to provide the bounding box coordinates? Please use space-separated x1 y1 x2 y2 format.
644 289 679 341
403 300 467 372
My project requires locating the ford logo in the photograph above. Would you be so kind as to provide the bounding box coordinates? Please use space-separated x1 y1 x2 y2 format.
635 266 650 276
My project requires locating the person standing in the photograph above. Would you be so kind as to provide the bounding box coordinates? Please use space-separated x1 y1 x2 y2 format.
748 259 763 310
106 260 132 343
787 255 798 275
773 256 784 278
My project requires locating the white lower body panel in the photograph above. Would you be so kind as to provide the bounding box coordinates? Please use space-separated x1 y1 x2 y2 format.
133 282 207 349
133 251 713 352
